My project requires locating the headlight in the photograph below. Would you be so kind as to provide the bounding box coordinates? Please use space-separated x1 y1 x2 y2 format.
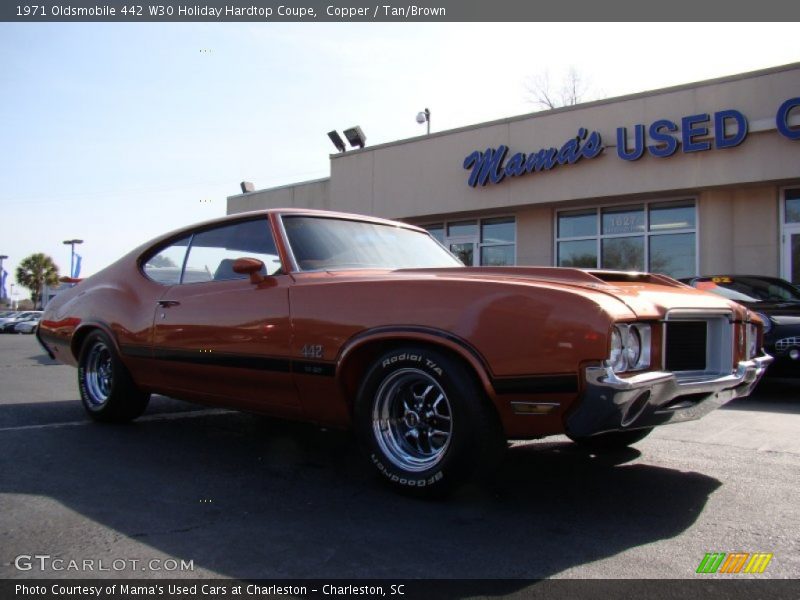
754 312 772 334
607 323 651 373
625 326 642 367
610 328 626 372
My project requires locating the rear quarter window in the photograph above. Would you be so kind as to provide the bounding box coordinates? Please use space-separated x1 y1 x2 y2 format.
143 236 191 285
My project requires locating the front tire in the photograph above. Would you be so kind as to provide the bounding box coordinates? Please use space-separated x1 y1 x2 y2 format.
355 347 504 496
78 331 150 423
567 427 653 452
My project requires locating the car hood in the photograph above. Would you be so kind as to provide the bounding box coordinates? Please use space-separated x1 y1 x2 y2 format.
387 266 744 320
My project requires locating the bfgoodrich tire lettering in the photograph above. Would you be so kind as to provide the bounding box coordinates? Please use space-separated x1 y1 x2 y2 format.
355 346 504 496
78 330 150 423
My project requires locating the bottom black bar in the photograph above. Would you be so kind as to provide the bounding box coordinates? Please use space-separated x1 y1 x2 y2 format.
3 579 799 600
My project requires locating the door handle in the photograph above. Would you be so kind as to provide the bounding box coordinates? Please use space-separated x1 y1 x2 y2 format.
157 300 181 308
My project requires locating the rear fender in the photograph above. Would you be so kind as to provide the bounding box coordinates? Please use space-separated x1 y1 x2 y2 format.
71 320 120 360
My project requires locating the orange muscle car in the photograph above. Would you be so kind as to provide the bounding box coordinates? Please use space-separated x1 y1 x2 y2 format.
38 209 772 494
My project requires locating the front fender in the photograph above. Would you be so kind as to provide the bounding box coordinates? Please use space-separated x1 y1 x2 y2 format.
337 326 495 399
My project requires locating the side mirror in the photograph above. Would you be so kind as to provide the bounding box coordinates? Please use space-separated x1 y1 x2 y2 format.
232 257 266 284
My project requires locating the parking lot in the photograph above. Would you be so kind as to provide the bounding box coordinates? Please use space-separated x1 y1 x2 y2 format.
1 333 798 582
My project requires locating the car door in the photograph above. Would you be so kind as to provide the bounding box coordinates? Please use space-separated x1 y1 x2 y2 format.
150 217 297 412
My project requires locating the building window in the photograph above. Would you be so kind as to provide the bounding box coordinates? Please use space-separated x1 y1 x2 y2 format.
784 188 800 223
556 200 696 278
447 220 478 266
424 216 516 266
426 224 445 244
781 188 800 284
480 217 516 266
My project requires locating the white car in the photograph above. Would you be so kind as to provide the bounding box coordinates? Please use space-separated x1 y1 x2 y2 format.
14 317 41 334
0 311 41 331
0 311 22 325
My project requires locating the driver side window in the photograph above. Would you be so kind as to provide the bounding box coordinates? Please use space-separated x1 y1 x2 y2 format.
183 219 282 283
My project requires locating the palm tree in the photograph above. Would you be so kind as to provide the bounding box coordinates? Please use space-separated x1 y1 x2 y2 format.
16 253 60 309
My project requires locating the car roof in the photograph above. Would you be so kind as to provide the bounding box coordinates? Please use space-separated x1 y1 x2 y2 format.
135 208 427 257
178 208 422 235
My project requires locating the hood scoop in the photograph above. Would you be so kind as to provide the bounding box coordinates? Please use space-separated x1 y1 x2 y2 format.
584 270 686 288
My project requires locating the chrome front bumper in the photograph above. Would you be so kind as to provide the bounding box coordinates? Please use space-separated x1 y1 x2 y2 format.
565 354 773 437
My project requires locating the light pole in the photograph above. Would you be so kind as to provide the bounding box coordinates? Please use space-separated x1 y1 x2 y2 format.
62 239 83 278
0 254 7 302
9 283 14 309
416 108 431 135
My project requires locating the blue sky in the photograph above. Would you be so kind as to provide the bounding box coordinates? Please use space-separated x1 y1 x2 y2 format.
1 22 798 300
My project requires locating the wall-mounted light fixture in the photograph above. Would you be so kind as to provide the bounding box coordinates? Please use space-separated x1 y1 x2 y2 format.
327 130 347 153
343 126 366 149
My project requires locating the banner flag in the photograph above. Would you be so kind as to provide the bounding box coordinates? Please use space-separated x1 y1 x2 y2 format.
72 254 82 279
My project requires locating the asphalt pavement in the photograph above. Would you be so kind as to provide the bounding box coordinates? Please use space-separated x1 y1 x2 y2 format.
1 334 798 583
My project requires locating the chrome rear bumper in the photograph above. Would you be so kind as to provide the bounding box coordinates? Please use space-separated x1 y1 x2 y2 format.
565 354 773 437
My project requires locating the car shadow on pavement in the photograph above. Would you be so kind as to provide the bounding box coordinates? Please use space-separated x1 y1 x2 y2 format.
27 352 59 366
0 395 223 430
722 378 800 414
0 399 721 584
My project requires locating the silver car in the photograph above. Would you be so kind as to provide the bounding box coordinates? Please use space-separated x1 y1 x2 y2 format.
14 316 41 334
0 311 42 331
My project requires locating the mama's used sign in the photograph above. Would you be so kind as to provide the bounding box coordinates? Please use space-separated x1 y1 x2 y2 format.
463 97 800 188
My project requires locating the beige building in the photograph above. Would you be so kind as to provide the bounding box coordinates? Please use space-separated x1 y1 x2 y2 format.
228 63 800 282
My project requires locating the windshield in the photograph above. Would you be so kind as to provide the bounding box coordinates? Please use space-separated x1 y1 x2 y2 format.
694 276 800 303
282 216 463 271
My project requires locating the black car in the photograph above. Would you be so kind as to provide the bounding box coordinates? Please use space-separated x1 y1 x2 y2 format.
1 321 20 333
681 275 800 376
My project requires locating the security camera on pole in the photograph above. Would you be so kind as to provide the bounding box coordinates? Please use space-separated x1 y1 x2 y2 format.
416 108 431 135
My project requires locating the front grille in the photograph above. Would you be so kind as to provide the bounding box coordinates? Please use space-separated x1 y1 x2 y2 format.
665 321 707 371
775 337 800 351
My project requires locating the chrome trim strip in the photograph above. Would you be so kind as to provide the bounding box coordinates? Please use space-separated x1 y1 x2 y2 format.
566 353 773 437
662 308 735 320
587 354 772 394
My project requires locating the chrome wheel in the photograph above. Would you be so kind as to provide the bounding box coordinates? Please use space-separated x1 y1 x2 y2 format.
84 341 113 407
372 368 453 472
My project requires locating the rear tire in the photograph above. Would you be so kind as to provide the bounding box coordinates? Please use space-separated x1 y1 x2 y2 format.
567 427 653 451
355 346 505 496
78 330 150 423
